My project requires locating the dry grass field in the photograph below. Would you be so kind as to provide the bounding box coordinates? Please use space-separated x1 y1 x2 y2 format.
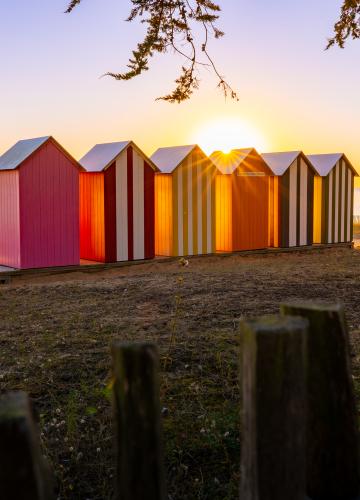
1 246 360 499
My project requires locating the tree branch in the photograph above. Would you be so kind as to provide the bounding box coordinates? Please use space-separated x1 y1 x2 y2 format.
66 0 238 103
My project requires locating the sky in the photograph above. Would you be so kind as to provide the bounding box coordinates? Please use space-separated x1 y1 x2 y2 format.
1 0 360 175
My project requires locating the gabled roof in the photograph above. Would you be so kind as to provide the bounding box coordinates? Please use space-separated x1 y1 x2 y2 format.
261 151 316 176
307 153 358 177
80 140 158 172
261 151 301 176
210 148 266 174
0 136 50 171
150 145 199 173
79 141 130 172
0 136 82 172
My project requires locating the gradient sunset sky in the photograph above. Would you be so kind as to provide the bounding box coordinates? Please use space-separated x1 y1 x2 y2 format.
1 0 359 173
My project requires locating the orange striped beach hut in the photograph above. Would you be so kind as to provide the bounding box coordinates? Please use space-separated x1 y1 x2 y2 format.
151 145 216 257
210 148 273 252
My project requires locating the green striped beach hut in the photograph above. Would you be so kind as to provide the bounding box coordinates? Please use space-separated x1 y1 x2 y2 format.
308 154 358 244
261 151 317 248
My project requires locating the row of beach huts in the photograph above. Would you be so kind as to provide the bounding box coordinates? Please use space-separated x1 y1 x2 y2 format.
0 136 357 269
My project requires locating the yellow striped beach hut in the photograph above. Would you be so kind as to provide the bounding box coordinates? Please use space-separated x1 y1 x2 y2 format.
151 145 216 257
307 154 358 244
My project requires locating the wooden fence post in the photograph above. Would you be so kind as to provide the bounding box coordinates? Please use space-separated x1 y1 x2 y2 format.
281 302 360 500
111 342 166 500
240 315 308 500
0 392 53 500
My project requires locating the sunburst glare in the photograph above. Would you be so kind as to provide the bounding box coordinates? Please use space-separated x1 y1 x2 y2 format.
194 118 269 155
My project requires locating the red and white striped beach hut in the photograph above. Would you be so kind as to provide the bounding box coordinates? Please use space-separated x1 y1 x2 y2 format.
0 136 82 269
79 141 158 262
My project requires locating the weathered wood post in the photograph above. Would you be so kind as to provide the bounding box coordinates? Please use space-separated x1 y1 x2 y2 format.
0 392 53 500
111 342 166 500
281 302 360 500
240 315 308 500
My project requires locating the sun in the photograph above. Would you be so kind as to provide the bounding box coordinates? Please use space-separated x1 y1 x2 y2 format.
194 117 268 155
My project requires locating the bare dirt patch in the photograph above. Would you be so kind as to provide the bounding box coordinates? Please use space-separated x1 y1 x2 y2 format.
1 247 360 499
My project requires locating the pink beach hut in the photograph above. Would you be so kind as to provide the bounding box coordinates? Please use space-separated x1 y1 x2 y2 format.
0 136 82 269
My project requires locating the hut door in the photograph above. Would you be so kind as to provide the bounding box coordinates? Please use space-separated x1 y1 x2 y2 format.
232 174 269 251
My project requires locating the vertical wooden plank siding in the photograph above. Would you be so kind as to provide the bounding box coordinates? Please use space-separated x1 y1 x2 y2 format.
313 176 322 244
344 167 349 242
268 176 274 247
211 161 217 253
318 161 354 244
215 174 232 251
132 149 145 260
19 140 80 269
144 162 155 259
115 147 155 261
299 159 308 245
165 150 215 257
276 158 313 248
197 162 203 253
182 156 189 255
334 162 340 242
274 176 279 247
201 158 208 255
340 161 345 242
155 174 173 256
187 155 193 255
192 157 198 255
207 161 214 253
350 171 354 242
307 165 314 246
116 151 128 261
231 174 269 251
104 163 117 262
289 161 298 247
174 167 183 256
79 172 105 262
0 171 20 268
127 147 134 261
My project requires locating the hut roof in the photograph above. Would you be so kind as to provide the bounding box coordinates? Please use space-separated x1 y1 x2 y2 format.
150 145 199 173
0 136 50 171
80 141 158 172
261 151 301 176
0 136 82 172
261 151 316 176
79 141 130 172
210 148 262 174
307 153 358 177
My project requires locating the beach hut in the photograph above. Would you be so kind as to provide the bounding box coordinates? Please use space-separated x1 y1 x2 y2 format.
210 148 273 252
0 136 82 269
79 141 157 262
151 145 216 257
307 154 357 244
261 151 317 248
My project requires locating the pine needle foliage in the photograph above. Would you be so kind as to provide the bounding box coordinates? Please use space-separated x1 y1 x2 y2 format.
328 0 360 48
65 0 238 103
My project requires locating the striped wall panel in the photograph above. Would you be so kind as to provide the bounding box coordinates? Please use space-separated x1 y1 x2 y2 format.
155 174 173 256
316 160 354 244
215 174 232 252
172 151 216 256
115 147 155 261
80 146 155 262
273 157 314 247
155 150 216 257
